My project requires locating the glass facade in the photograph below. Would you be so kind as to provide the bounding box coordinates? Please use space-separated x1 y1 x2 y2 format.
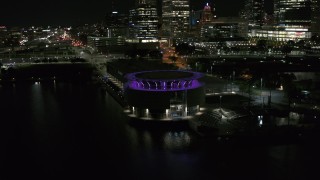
162 0 190 37
241 0 265 27
274 0 314 27
129 3 159 41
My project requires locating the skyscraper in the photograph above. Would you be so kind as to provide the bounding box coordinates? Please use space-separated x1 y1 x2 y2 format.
250 0 320 41
162 0 190 38
201 3 215 24
274 0 314 26
129 0 159 42
136 0 157 6
240 0 265 27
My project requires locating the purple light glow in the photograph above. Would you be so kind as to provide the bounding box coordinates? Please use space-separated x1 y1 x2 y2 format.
128 80 203 92
125 70 204 92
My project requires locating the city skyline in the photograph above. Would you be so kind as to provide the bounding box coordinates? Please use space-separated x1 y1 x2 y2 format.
0 0 273 27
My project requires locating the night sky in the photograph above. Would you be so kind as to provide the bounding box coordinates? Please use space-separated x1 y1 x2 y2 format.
0 0 272 27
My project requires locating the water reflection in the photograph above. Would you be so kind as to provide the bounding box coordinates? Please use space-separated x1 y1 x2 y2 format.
126 124 193 152
1 81 320 180
163 131 191 150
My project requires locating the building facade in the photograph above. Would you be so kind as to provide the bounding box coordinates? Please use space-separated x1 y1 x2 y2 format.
125 70 205 120
201 17 248 39
250 0 320 41
162 0 190 38
240 0 265 27
129 2 159 42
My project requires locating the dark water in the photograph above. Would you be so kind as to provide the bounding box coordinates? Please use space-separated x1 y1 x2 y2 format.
0 81 319 180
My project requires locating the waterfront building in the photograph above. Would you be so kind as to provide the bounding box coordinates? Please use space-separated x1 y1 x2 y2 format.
125 70 205 120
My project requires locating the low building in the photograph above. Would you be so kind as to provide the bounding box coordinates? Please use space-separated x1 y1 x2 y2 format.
125 70 205 120
250 25 312 41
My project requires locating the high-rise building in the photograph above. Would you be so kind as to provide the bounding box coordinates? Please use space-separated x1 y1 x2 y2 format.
274 0 311 26
311 0 320 33
136 0 157 6
104 11 128 38
249 0 320 41
201 3 216 24
240 0 265 27
129 1 159 42
274 0 320 33
162 0 190 38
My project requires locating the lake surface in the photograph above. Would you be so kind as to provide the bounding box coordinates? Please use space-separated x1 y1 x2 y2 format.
0 81 319 180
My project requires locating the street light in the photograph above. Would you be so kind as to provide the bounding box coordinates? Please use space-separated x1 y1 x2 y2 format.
260 78 263 109
219 95 222 111
232 70 235 92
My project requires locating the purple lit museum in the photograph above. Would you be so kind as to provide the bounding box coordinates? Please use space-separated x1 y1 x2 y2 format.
124 70 205 120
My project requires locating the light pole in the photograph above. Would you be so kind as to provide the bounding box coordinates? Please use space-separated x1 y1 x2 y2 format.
232 70 235 92
261 78 263 109
219 95 222 111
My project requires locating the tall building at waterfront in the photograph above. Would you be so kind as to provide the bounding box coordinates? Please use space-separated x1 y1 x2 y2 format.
162 0 190 38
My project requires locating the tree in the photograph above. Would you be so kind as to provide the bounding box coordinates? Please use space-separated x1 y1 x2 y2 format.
281 45 293 55
175 43 195 55
281 73 298 107
169 56 178 64
256 39 267 51
311 34 320 45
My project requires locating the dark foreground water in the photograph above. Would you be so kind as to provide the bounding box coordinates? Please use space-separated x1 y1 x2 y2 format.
0 81 319 180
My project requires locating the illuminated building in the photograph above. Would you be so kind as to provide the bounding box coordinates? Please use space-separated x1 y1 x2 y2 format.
162 0 190 38
125 70 205 120
201 3 215 24
104 11 128 38
240 0 265 27
201 17 248 39
0 26 7 48
274 0 320 33
250 26 312 41
274 0 314 27
250 0 320 41
136 0 157 6
129 1 159 43
195 4 248 39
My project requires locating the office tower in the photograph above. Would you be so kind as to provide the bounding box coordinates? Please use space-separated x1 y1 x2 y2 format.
129 2 159 42
241 0 265 27
274 0 313 26
162 0 190 38
250 0 320 41
311 0 320 33
104 11 128 38
136 0 157 6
